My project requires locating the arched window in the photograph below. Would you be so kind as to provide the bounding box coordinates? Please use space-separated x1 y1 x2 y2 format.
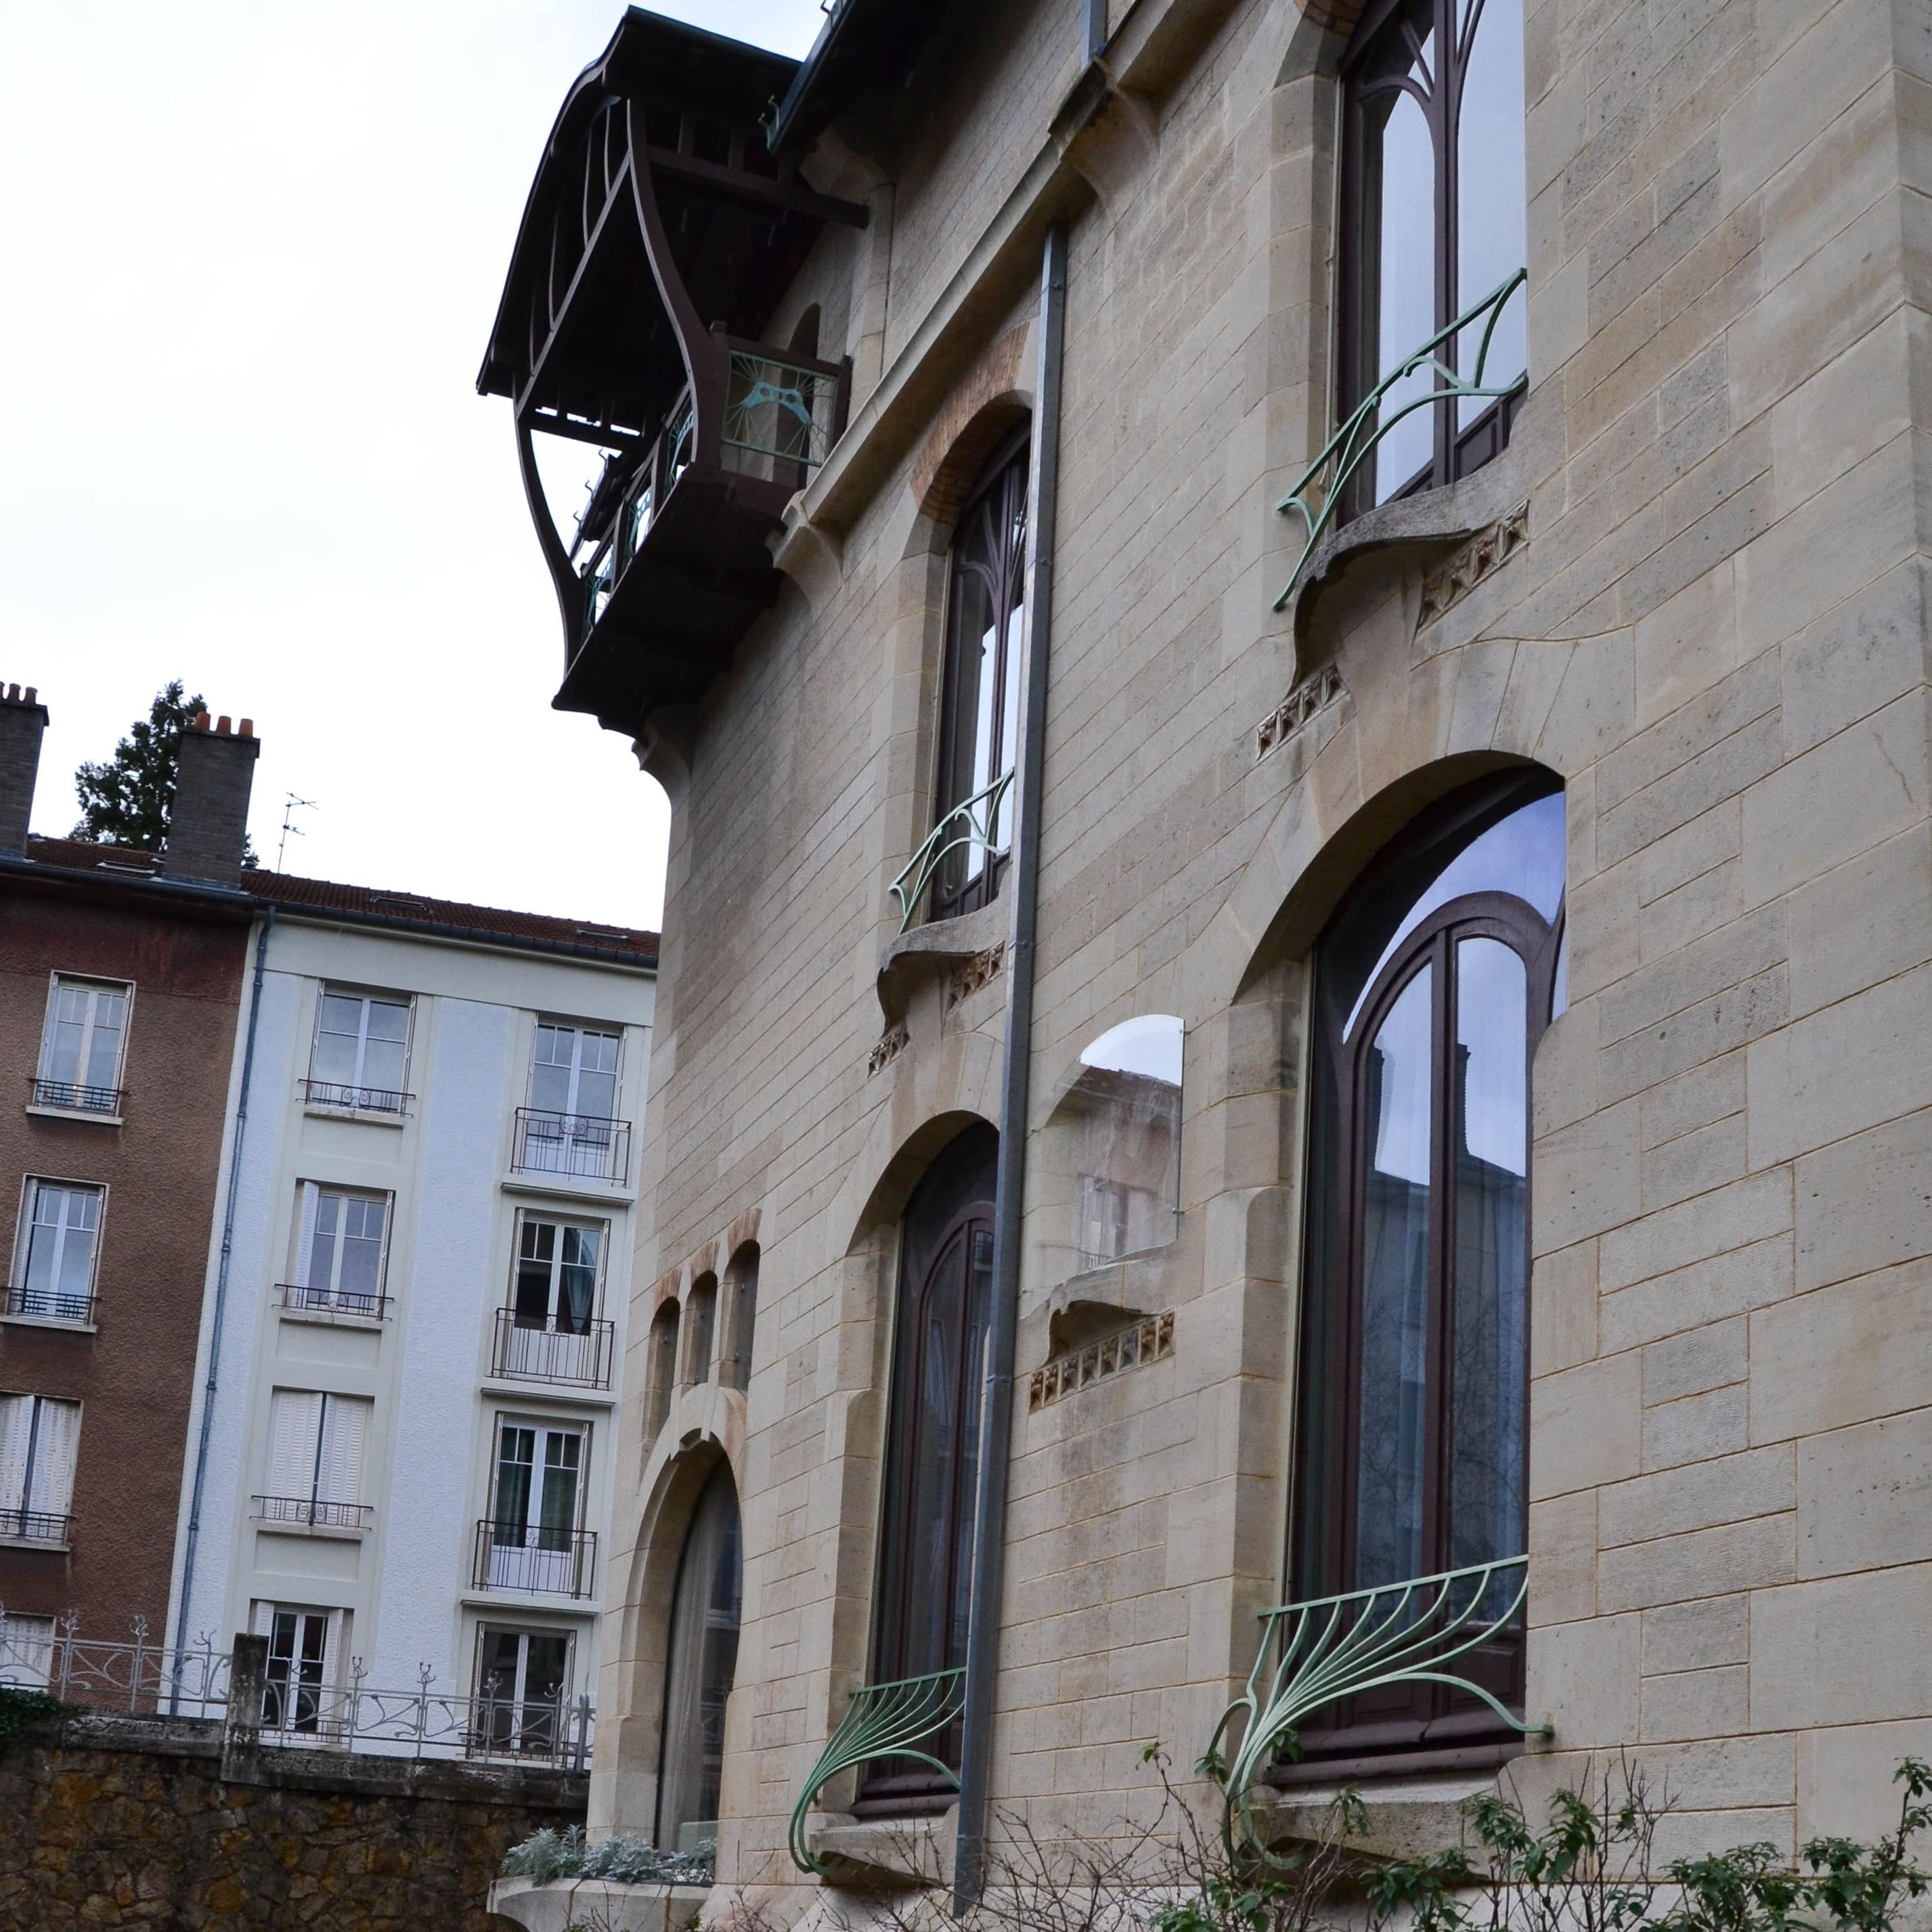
864 1122 998 1808
1340 0 1527 504
1292 773 1563 1769
657 1463 742 1851
931 431 1029 923
724 1244 759 1393
685 1273 718 1385
644 1300 680 1441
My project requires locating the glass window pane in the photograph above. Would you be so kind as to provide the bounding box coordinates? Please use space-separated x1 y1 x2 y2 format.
659 1466 741 1848
1355 963 1434 1589
1449 938 1528 1573
1364 57 1437 500
1455 0 1527 423
365 1000 408 1044
360 1031 407 1094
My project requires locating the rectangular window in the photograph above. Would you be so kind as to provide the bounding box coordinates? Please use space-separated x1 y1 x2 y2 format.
0 1394 80 1541
252 1602 343 1734
260 1389 372 1529
288 1183 391 1317
474 1625 575 1757
307 990 412 1113
12 1179 103 1323
0 1612 56 1688
529 1022 620 1120
35 977 130 1113
496 1215 612 1386
484 1419 588 1595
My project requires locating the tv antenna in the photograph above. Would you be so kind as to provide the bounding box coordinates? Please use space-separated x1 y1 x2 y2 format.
277 793 317 871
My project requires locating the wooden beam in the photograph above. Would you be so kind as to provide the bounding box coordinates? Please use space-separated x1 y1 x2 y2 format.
642 148 869 227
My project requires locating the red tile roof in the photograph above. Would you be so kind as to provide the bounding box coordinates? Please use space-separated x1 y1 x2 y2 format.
23 837 658 969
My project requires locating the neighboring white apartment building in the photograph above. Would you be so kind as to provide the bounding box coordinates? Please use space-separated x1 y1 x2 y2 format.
166 871 655 1748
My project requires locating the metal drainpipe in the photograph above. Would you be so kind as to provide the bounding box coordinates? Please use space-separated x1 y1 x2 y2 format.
952 219 1068 1912
169 901 274 1706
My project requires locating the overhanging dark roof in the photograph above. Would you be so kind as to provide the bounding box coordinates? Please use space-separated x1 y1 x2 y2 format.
766 0 944 154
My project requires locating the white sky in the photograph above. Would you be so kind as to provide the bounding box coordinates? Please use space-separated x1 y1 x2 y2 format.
0 1 826 931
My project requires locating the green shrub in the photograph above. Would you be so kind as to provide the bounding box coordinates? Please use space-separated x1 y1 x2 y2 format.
500 1824 715 1887
0 1687 66 1747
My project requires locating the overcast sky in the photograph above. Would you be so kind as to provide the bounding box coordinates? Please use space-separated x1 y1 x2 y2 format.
0 1 825 931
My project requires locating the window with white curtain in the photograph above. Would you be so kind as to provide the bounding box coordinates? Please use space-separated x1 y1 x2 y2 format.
0 1612 56 1686
288 1183 391 1316
13 1179 104 1322
259 1389 372 1529
529 1022 621 1120
0 1394 80 1540
37 977 131 1110
307 990 412 1110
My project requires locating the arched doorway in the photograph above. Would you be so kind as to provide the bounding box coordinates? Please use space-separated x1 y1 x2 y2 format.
656 1462 742 1849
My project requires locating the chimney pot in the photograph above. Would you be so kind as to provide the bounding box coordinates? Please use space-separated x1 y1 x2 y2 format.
22 689 35 704
0 684 49 855
215 714 232 734
238 718 254 737
194 710 211 730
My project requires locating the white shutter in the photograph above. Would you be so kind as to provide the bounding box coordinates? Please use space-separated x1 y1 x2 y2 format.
265 1390 323 1500
294 1185 320 1288
0 1397 31 1513
315 1396 370 1506
27 1400 79 1516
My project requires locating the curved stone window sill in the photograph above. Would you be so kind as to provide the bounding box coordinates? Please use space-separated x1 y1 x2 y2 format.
876 888 1008 1024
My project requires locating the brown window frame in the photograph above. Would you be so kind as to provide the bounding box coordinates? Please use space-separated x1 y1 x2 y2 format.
1288 777 1561 1778
1338 0 1525 510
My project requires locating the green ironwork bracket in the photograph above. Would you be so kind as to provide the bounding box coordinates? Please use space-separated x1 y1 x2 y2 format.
789 1668 967 1876
888 770 1014 935
1273 269 1529 613
1205 1555 1547 1864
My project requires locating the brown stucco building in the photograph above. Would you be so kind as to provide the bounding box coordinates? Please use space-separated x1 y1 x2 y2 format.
0 687 257 1654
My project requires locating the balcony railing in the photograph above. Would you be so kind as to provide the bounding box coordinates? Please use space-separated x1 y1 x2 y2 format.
1205 1556 1543 1859
889 770 1015 934
28 1076 125 1116
253 1495 374 1532
280 1281 391 1321
510 1108 631 1185
0 1507 71 1544
788 1668 967 1874
474 1520 597 1599
2 1284 96 1325
300 1078 412 1118
1273 269 1528 611
491 1309 615 1388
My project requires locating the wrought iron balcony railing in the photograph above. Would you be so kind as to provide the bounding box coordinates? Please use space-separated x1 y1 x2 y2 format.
1 1284 96 1325
889 770 1015 934
491 1309 615 1388
0 1507 72 1544
300 1078 412 1118
28 1076 125 1116
1206 1556 1543 1860
788 1667 967 1874
473 1521 597 1599
280 1282 391 1321
1273 269 1528 612
253 1495 374 1532
510 1107 631 1185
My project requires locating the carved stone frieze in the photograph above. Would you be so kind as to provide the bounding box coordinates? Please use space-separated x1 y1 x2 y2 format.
1417 501 1529 628
1028 1311 1174 1411
866 1023 909 1077
1254 662 1346 764
945 942 1006 1012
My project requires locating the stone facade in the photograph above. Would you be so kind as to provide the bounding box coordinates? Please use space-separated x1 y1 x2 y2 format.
499 0 1932 1907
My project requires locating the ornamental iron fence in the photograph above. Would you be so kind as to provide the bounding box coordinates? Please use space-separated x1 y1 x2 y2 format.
889 771 1015 934
28 1078 125 1115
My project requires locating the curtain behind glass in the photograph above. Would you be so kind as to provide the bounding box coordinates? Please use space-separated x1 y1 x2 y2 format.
659 1464 743 1849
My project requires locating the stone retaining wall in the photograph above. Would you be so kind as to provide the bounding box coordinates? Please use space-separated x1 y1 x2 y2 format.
0 1709 586 1930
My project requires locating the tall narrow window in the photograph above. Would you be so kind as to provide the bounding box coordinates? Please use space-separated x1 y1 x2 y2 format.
35 978 129 1113
253 1604 341 1734
486 1419 590 1596
12 1179 104 1323
723 1246 759 1393
260 1389 372 1530
685 1274 718 1385
658 1463 742 1852
1341 0 1527 504
0 1394 80 1542
500 1215 609 1386
290 1184 391 1317
521 1022 627 1180
930 433 1029 923
476 1625 574 1757
865 1122 998 1809
308 990 412 1113
1293 774 1562 1771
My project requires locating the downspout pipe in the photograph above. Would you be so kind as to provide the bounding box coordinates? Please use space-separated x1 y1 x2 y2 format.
170 901 274 1705
953 219 1068 1912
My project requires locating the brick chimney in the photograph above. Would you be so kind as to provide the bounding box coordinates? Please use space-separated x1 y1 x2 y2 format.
0 683 49 856
168 711 259 885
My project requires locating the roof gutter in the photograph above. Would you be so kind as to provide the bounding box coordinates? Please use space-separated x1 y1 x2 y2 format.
255 900 657 971
952 217 1067 1912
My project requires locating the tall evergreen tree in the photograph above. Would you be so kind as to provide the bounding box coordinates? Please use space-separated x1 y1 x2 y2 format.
71 680 206 850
